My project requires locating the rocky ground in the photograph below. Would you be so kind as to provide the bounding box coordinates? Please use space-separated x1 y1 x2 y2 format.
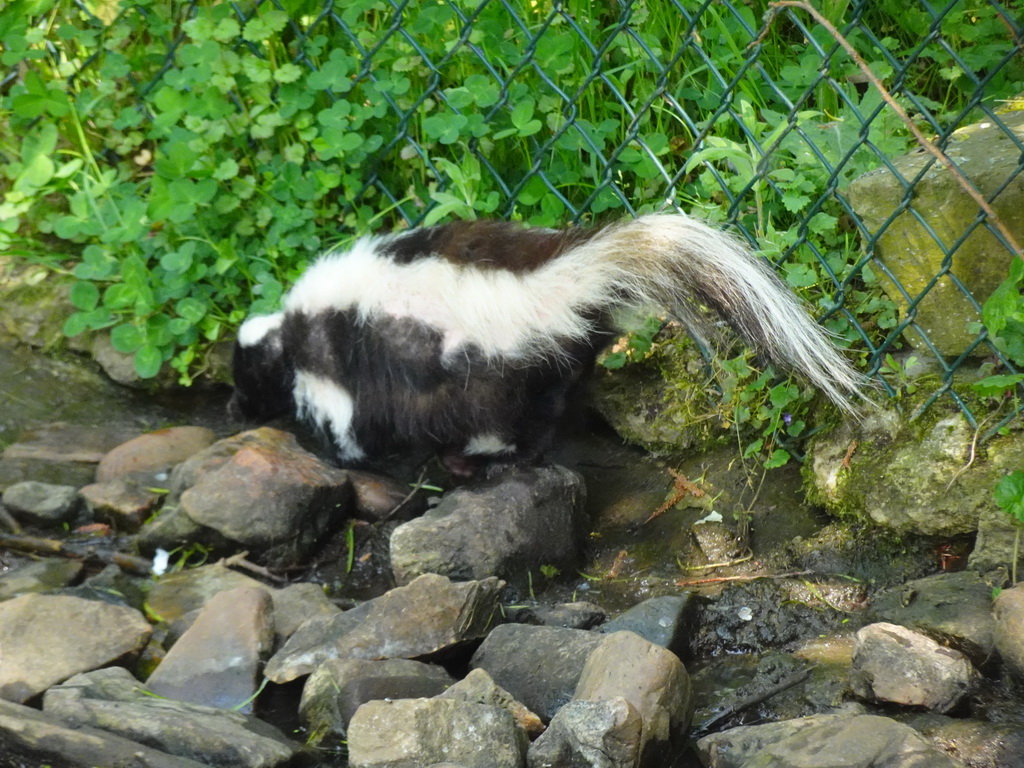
2 341 1024 768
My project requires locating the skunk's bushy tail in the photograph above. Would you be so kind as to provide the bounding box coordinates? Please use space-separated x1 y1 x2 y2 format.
572 213 868 414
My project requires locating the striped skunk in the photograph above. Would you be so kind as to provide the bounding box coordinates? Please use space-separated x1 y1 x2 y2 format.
229 213 866 475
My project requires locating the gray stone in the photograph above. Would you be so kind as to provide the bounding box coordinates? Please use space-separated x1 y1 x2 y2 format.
600 594 697 661
574 631 693 763
0 593 151 703
0 558 82 599
141 428 353 567
146 586 274 712
470 623 604 722
96 426 216 482
300 658 457 746
440 668 545 739
271 581 343 646
870 570 996 665
1 480 80 526
266 574 504 683
845 109 1024 357
993 583 1024 683
43 667 302 767
347 698 527 768
513 601 608 630
0 696 208 768
390 464 588 585
79 474 164 532
696 713 961 768
527 697 642 768
850 622 976 713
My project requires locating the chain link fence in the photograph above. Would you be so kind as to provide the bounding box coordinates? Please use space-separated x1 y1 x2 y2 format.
3 0 1024 435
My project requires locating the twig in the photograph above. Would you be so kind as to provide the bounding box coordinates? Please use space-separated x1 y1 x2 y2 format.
382 466 431 522
676 569 811 587
0 506 23 534
762 1 1024 258
692 666 813 737
221 551 288 584
0 532 153 576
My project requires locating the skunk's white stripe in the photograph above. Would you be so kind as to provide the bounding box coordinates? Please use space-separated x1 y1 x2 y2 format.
464 434 516 456
237 312 284 348
292 370 365 461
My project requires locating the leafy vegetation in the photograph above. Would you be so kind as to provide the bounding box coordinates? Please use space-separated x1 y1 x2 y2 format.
1 0 1021 462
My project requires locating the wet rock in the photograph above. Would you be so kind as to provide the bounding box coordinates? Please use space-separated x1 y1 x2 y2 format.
470 624 604 722
79 474 164 532
440 668 545 739
0 696 208 768
146 586 274 712
870 569 996 665
347 697 527 768
266 573 504 683
696 712 961 768
300 657 457 746
0 593 151 703
600 594 698 661
510 601 608 630
43 667 303 767
0 558 82 599
573 631 693 763
850 622 976 713
96 426 217 482
993 583 1024 683
390 464 588 586
903 712 1024 768
140 428 353 567
1 480 80 526
527 697 642 768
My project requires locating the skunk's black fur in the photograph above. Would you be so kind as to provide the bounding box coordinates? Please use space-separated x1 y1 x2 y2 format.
229 213 866 473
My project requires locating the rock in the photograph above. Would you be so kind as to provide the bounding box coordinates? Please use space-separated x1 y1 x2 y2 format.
140 428 353 567
1 480 80 526
846 109 1024 357
0 558 82 599
509 601 608 630
266 574 504 683
347 698 527 768
870 570 996 665
599 594 698 661
390 464 588 586
470 624 604 722
903 713 1024 768
43 667 303 767
805 404 1024 537
972 497 1024 575
146 586 274 712
573 631 693 763
271 581 343 645
147 563 343 649
96 426 217 482
79 474 164 532
696 712 961 768
440 668 545 739
0 593 151 703
850 622 976 713
347 468 424 521
527 698 642 768
0 696 208 768
300 657 457 746
993 583 1024 683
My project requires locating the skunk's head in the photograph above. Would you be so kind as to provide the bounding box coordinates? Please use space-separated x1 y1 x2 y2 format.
228 312 294 423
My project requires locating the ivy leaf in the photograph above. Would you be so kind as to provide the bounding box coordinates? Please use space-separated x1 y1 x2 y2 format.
994 472 1024 524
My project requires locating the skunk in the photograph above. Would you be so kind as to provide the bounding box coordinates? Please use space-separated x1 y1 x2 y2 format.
229 213 866 473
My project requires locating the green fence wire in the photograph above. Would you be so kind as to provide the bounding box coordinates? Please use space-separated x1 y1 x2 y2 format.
2 0 1023 437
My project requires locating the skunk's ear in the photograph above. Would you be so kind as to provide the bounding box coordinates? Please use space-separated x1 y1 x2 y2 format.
228 313 292 422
